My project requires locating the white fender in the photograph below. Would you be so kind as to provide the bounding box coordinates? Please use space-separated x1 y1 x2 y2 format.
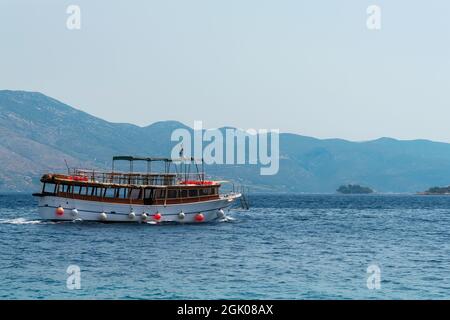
217 209 225 218
99 212 108 221
71 209 79 218
178 211 185 220
128 211 136 220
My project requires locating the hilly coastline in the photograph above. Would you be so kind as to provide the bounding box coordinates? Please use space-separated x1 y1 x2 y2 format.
1 90 450 193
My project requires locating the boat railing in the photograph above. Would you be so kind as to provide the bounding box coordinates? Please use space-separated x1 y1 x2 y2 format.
219 182 250 209
174 173 206 183
66 169 206 186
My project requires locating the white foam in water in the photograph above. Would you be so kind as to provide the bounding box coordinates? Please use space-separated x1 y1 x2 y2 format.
0 217 44 225
220 216 235 222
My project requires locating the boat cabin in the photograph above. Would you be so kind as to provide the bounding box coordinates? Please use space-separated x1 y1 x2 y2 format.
36 156 221 205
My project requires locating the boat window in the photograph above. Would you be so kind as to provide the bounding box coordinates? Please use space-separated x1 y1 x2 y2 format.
167 189 178 199
180 190 188 198
104 187 115 198
115 188 127 199
129 188 141 200
43 183 55 193
86 187 93 195
156 189 166 199
188 189 198 197
144 189 153 199
94 187 103 197
199 188 212 196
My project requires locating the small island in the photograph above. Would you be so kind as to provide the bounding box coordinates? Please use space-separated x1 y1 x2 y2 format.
337 184 374 194
420 186 450 195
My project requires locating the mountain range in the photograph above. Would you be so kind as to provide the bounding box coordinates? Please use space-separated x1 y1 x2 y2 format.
1 90 450 193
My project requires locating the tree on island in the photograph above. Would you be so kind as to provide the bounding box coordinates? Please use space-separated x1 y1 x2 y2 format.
423 186 450 194
337 184 374 194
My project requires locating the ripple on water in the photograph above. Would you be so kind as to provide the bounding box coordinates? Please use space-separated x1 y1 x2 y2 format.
1 194 450 299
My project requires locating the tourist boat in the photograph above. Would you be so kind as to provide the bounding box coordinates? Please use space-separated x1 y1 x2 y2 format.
32 156 243 223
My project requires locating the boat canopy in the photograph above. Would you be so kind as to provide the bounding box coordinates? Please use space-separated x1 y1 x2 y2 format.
112 156 203 163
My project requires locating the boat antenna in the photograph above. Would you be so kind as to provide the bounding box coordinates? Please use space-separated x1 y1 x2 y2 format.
179 143 184 159
64 159 70 174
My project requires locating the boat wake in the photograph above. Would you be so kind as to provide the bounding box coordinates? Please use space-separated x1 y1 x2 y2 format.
0 217 236 226
0 217 46 225
220 216 236 222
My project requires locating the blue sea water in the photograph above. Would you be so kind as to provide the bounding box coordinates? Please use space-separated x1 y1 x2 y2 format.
1 193 450 300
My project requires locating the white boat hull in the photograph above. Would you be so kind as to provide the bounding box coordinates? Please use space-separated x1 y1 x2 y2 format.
35 194 241 223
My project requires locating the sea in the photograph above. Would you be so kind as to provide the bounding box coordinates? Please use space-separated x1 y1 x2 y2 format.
1 193 450 300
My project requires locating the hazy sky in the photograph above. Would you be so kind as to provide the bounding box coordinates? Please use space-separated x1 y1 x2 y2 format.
1 1 449 142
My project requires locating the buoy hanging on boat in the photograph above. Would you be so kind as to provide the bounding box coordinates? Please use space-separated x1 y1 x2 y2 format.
55 206 64 216
217 209 225 218
99 212 107 221
71 208 79 218
178 211 185 220
128 211 136 220
141 213 148 222
195 213 205 222
153 212 162 221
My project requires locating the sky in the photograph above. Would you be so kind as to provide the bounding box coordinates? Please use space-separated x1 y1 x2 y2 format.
1 0 450 142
